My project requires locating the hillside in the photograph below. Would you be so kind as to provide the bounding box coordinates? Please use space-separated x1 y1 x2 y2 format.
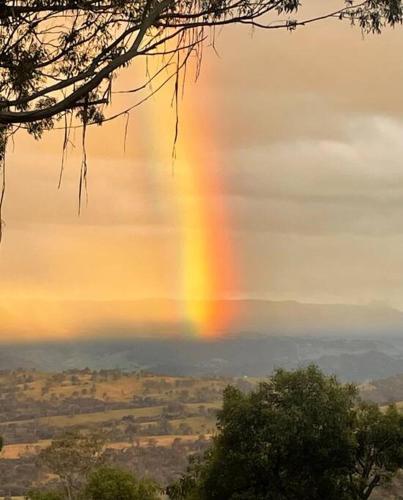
360 372 403 405
1 333 403 382
0 369 242 496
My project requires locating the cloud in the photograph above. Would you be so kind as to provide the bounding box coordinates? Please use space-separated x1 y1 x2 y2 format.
214 115 403 236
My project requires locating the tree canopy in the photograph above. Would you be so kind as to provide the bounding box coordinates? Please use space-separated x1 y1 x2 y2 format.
0 0 402 132
26 491 64 500
167 365 403 500
83 466 159 500
27 465 159 500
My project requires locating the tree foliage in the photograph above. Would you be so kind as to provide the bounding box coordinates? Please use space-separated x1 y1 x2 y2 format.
350 403 403 498
0 0 401 132
83 466 159 500
26 465 159 500
167 365 403 500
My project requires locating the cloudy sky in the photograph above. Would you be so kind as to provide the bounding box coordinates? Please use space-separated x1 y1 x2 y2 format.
2 4 403 339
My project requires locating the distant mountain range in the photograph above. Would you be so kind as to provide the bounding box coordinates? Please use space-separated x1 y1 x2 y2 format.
2 298 403 338
1 299 403 381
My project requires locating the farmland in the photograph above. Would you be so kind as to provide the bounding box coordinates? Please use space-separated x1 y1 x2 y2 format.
0 368 252 496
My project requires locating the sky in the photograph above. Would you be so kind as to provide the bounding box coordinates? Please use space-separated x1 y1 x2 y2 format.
2 4 403 339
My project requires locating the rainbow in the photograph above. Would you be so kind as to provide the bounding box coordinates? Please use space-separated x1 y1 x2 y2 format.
142 55 237 337
175 89 236 337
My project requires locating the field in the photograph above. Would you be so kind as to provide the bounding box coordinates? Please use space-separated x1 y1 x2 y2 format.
0 368 250 496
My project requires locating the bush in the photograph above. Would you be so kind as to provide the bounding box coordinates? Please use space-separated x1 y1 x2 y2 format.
83 466 159 500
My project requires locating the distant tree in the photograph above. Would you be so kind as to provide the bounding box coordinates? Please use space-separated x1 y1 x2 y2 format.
39 430 105 500
178 422 192 435
163 402 186 416
158 415 173 434
83 466 159 500
167 365 403 500
125 422 138 441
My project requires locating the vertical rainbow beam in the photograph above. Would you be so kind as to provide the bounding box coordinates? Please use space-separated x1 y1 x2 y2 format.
174 67 236 337
145 54 237 337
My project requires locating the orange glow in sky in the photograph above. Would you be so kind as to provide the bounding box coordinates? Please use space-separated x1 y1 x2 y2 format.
3 21 403 341
145 55 237 337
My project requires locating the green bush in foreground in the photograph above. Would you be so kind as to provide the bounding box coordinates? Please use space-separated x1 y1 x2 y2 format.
83 466 159 500
26 466 159 500
167 365 403 500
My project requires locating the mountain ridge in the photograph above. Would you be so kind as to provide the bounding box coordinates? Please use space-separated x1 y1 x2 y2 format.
1 297 403 339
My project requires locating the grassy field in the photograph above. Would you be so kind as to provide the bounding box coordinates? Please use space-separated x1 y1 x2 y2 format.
2 434 212 459
1 401 221 429
0 370 232 497
1 370 228 403
0 369 227 470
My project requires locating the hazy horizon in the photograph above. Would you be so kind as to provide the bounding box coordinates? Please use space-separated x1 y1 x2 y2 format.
2 297 403 341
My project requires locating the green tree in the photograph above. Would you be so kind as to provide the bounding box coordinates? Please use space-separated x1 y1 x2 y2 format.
83 466 159 500
349 403 403 499
167 365 403 500
39 430 104 500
